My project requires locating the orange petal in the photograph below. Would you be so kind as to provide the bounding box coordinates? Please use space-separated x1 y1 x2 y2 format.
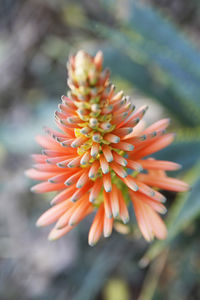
89 178 102 202
137 174 189 192
88 205 104 246
104 133 120 144
112 141 134 151
113 127 133 137
135 180 166 203
126 159 143 172
70 181 93 202
110 90 124 102
123 119 146 139
31 181 65 193
94 51 103 70
103 190 112 218
46 155 72 164
25 169 57 181
68 195 91 226
34 163 66 172
112 112 128 126
112 151 127 167
102 145 113 162
48 225 74 240
138 159 181 171
80 151 90 165
89 160 100 179
100 155 109 174
118 190 129 224
110 185 120 217
76 169 89 188
42 149 68 157
67 156 82 168
60 138 76 147
59 103 76 116
51 185 77 205
65 170 84 186
49 172 72 184
61 95 76 109
143 118 170 134
110 161 128 178
44 127 69 139
120 105 148 128
131 195 167 241
31 154 47 163
71 136 87 148
91 143 100 157
103 173 112 192
130 191 167 214
103 215 113 238
48 205 93 241
133 133 175 159
121 175 138 192
35 135 66 152
36 199 72 227
55 198 85 229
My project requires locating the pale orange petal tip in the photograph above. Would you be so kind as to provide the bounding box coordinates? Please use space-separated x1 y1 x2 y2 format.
36 218 44 227
48 230 58 241
88 239 96 247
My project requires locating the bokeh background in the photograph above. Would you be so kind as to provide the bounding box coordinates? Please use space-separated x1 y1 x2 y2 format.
1 0 200 299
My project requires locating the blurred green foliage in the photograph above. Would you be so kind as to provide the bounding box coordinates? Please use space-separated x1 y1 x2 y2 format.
0 0 200 300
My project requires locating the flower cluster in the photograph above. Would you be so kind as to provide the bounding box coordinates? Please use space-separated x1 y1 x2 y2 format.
26 51 189 245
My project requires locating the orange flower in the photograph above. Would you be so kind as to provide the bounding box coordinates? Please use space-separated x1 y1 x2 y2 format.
26 51 189 245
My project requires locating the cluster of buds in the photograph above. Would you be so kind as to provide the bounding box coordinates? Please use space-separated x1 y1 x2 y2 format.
27 51 189 245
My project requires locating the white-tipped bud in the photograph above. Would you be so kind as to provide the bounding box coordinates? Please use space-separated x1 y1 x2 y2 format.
90 118 98 128
91 104 100 113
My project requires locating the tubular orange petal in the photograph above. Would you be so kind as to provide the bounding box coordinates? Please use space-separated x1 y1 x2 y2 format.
118 190 130 224
25 169 57 181
89 160 100 179
65 169 84 186
103 215 114 238
143 118 171 134
103 173 112 193
103 190 112 218
137 174 190 192
102 145 113 162
131 195 167 241
110 185 120 217
138 159 181 171
31 181 66 193
100 155 109 174
112 141 134 151
110 161 128 178
133 133 175 159
70 181 93 202
31 154 47 163
51 185 77 205
89 178 102 202
88 204 104 246
36 200 72 227
112 151 127 166
76 169 89 188
121 176 138 192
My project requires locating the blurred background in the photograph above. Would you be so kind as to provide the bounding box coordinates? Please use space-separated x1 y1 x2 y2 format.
0 0 200 299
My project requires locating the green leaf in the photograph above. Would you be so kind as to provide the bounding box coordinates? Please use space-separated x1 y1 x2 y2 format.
0 101 57 153
93 1 200 126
